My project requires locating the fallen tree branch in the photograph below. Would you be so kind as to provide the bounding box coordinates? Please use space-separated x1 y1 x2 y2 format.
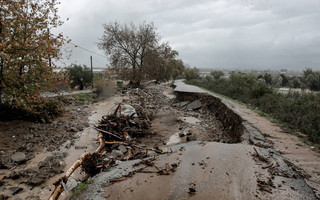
95 132 105 153
49 132 105 200
49 152 91 200
95 128 124 140
105 141 166 154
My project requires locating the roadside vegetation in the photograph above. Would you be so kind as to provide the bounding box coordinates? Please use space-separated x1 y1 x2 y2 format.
186 70 320 144
0 0 68 120
68 64 93 90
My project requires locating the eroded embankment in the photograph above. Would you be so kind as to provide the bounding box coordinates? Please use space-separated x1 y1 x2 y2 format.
175 91 244 143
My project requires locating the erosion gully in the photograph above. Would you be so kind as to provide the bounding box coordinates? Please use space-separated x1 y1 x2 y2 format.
1 81 319 200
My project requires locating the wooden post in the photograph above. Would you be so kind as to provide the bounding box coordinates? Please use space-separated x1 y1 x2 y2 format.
90 55 93 89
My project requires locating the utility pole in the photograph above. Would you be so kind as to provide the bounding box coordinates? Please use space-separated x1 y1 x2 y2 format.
90 55 93 89
47 28 51 67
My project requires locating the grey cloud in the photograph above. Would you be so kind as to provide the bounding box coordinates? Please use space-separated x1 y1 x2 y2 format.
55 0 320 70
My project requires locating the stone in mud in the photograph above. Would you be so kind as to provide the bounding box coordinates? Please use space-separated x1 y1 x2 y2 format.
0 156 11 169
110 150 124 160
118 145 127 153
172 103 180 107
179 102 189 107
11 152 26 163
26 196 40 200
75 146 87 149
186 135 197 142
9 187 23 195
66 177 78 191
47 145 56 152
29 177 45 186
76 124 84 131
179 133 186 137
186 100 202 111
69 127 78 132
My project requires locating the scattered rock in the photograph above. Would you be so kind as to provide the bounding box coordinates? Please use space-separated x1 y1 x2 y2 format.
0 156 11 169
0 194 8 200
179 102 189 107
29 176 45 186
65 141 71 149
66 177 78 191
172 103 180 107
11 152 26 163
47 145 56 152
179 133 186 137
26 196 40 200
186 135 197 142
76 124 84 131
186 100 202 111
110 150 124 160
69 127 78 132
75 146 87 150
9 187 23 195
188 187 196 194
118 145 127 153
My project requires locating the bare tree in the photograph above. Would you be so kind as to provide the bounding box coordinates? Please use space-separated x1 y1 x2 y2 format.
98 22 159 83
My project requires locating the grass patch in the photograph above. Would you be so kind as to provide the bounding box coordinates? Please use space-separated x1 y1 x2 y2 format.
73 93 95 103
70 180 93 199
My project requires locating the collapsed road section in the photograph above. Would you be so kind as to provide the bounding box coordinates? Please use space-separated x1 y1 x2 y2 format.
50 81 317 200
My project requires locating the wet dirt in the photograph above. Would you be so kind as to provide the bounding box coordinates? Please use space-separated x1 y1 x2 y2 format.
2 80 319 200
76 82 318 200
0 95 123 200
194 88 320 198
0 100 92 199
103 142 258 200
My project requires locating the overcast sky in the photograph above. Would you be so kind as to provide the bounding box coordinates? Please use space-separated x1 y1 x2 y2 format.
55 0 320 70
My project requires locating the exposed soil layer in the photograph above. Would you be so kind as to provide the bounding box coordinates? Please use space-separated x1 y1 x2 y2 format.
175 92 244 143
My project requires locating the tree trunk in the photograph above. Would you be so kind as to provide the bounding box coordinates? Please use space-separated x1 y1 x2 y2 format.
0 58 3 105
0 8 3 105
132 61 136 82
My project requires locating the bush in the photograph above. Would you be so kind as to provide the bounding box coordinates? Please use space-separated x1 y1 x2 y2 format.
184 67 200 80
68 65 93 90
93 75 113 98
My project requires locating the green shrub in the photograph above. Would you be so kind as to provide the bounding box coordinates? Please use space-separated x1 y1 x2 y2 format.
68 65 93 90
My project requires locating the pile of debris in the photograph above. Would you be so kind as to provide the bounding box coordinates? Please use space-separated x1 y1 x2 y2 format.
96 103 151 141
49 100 166 200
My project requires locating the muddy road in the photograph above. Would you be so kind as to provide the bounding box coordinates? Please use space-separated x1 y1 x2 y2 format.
78 82 318 200
0 81 319 200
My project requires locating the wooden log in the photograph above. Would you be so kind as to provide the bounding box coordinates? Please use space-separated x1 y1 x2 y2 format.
49 132 106 200
49 152 91 200
95 132 105 154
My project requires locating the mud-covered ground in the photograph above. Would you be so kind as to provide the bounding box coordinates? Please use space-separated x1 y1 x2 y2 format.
0 97 93 200
77 82 318 200
1 82 319 200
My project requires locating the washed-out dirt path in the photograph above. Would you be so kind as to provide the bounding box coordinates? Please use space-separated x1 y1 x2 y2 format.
77 82 318 200
1 81 319 200
175 80 320 198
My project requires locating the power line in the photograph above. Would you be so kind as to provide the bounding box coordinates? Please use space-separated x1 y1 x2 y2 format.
68 42 108 59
